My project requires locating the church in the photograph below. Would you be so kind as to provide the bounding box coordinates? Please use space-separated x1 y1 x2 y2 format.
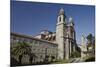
11 8 78 64
34 8 78 59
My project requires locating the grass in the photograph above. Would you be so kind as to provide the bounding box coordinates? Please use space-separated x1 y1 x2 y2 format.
85 56 95 62
51 59 68 64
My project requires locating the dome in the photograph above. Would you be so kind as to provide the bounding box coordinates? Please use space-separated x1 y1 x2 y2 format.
69 17 73 22
69 16 74 26
59 8 65 15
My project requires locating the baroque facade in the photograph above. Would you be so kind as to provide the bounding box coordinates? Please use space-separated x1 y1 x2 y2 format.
56 8 77 59
11 8 78 64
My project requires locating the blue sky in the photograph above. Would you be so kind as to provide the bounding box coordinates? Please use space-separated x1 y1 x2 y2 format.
11 1 95 44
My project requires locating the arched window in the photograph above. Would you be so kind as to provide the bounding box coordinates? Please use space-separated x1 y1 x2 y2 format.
59 17 61 22
63 17 65 22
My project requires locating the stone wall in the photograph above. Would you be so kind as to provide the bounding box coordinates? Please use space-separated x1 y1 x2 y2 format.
11 32 58 64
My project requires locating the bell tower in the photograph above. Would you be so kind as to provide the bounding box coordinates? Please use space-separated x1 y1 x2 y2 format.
67 17 76 56
56 8 66 59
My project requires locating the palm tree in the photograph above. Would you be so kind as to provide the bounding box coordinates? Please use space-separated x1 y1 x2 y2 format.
11 41 31 64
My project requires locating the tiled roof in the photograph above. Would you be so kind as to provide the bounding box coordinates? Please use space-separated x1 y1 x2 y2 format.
11 32 57 45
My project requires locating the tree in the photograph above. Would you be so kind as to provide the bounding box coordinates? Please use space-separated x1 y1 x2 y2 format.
86 33 93 47
86 34 95 55
11 41 31 64
92 36 95 49
71 51 81 58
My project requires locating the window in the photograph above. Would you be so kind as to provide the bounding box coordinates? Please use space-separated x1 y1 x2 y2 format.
63 17 65 22
59 17 61 22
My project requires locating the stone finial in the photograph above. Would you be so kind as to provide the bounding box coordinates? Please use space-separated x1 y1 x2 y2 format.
81 33 85 45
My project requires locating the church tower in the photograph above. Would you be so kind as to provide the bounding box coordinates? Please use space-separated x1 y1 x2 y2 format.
67 17 77 57
56 8 66 59
68 17 76 41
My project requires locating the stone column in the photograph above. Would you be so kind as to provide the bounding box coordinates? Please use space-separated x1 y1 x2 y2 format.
65 37 70 60
69 41 72 57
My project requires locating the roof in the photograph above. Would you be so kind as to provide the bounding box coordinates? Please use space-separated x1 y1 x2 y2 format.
11 32 57 45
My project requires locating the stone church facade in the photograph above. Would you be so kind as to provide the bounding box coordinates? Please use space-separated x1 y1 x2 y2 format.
56 8 77 59
11 8 78 64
